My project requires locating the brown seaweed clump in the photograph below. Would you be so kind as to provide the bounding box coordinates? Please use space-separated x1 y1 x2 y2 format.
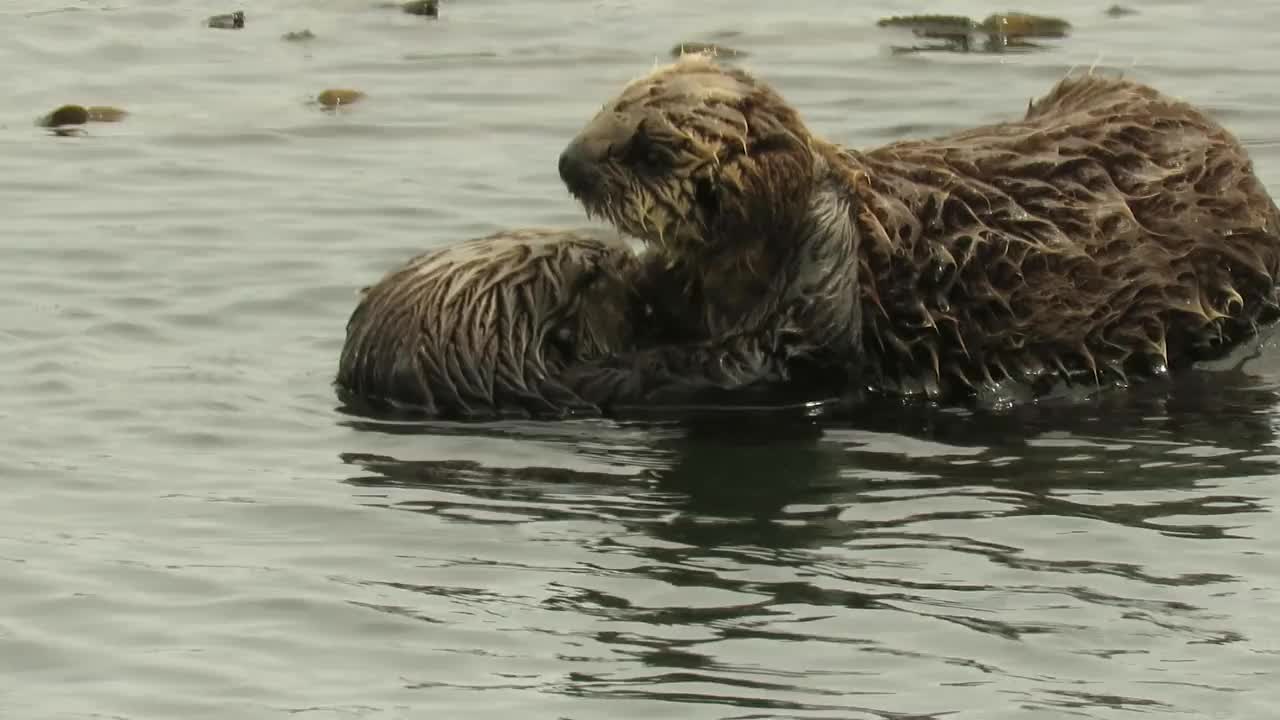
875 14 975 31
553 54 1280 409
976 12 1070 36
38 104 128 128
877 12 1071 37
370 1 438 18
38 105 90 127
401 0 439 17
877 12 1071 54
336 229 651 419
86 106 128 122
316 89 366 109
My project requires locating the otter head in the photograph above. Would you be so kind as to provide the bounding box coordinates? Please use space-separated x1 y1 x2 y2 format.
336 229 649 419
557 53 820 258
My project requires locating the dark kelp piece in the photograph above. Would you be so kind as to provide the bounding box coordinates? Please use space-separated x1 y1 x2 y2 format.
976 13 1071 37
877 11 1071 55
402 0 439 17
1105 5 1139 17
206 10 244 29
86 106 127 122
38 105 90 127
316 89 366 109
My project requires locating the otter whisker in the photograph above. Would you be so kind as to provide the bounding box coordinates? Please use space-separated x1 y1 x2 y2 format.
1087 51 1105 76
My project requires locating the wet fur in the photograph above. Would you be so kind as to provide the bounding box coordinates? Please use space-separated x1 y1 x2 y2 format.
556 54 1280 408
336 229 647 419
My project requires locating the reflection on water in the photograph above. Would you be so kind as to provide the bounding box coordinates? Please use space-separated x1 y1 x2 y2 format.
335 365 1280 718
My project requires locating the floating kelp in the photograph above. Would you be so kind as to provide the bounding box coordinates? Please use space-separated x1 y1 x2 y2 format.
316 89 366 109
86 106 128 122
400 0 438 17
37 104 128 128
976 13 1070 37
38 105 89 127
282 29 316 42
206 10 244 29
1105 4 1138 17
876 14 975 33
372 1 438 18
877 11 1072 55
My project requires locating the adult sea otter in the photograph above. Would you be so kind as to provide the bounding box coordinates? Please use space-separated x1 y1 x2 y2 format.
554 54 1280 409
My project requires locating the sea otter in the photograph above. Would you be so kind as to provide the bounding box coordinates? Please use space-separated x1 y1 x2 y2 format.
335 229 653 420
554 54 1280 409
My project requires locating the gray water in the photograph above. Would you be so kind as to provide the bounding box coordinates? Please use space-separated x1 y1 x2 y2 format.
3 0 1279 718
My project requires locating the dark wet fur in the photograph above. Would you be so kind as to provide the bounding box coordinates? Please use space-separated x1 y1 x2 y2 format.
335 229 652 420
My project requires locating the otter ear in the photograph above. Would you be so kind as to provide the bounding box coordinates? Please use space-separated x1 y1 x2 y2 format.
710 133 815 238
569 263 605 294
693 176 720 221
619 118 658 168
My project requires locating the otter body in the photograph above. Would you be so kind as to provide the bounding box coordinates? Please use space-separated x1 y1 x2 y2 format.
336 229 649 420
556 55 1280 408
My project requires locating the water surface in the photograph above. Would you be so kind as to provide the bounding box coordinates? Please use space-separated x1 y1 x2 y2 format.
3 1 1280 718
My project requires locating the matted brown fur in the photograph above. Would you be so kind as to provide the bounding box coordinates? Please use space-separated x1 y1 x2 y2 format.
336 229 647 419
555 54 1280 405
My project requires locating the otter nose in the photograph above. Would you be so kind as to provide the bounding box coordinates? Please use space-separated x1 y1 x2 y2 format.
557 141 595 195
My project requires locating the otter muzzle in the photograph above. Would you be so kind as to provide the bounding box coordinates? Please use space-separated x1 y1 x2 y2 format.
558 112 637 197
558 140 598 198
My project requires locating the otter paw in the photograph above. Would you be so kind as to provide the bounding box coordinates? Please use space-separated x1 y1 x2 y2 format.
641 379 740 406
536 378 605 419
558 364 647 409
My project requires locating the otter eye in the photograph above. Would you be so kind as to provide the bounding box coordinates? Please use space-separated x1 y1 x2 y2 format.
549 325 576 358
573 266 603 293
621 121 667 169
694 177 719 217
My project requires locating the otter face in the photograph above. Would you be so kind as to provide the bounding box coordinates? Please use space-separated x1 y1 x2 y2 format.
557 53 816 256
337 229 646 419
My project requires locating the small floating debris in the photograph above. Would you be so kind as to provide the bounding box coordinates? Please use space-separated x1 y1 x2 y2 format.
976 13 1071 38
37 104 128 128
670 41 748 59
86 106 128 122
876 12 1071 55
38 104 89 127
316 89 366 109
876 14 974 31
401 0 439 17
1104 4 1138 17
282 29 316 42
206 10 244 29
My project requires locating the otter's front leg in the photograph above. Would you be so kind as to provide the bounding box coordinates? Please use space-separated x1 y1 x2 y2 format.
559 330 797 409
560 294 855 411
569 186 863 410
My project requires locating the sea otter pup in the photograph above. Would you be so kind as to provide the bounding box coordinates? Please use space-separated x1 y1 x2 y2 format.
336 229 652 420
554 54 1280 408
